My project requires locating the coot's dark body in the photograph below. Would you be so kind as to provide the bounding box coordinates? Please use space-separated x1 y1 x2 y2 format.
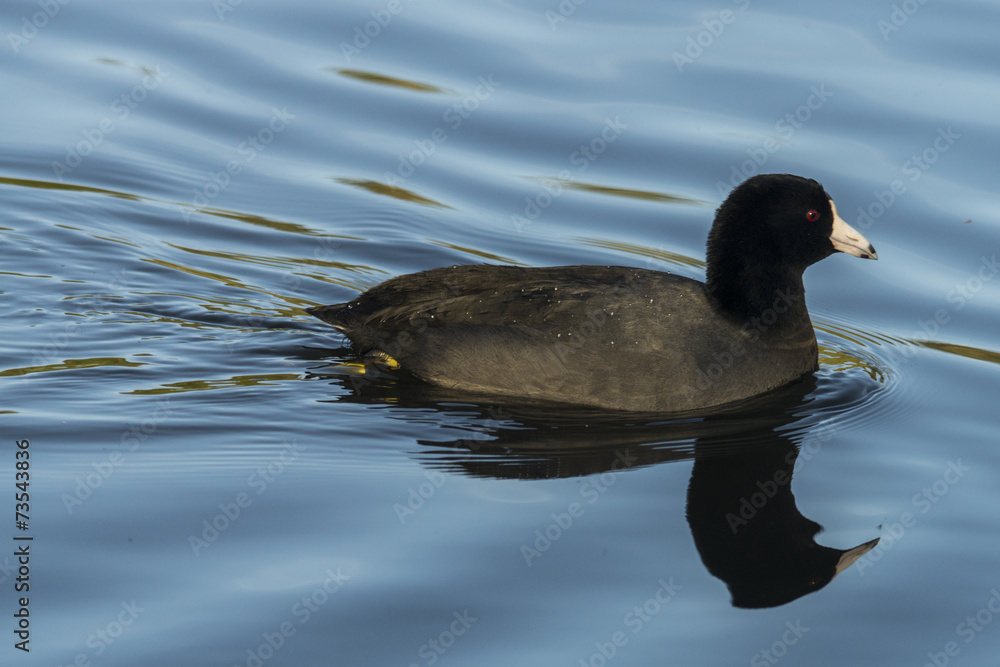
308 174 876 412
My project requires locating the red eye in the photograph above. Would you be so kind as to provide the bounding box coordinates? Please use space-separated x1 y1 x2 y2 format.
806 209 820 221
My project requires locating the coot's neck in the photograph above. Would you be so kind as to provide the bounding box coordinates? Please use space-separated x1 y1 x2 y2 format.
705 261 812 335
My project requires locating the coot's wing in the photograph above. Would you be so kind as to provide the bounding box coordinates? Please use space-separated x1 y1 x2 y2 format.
307 264 652 353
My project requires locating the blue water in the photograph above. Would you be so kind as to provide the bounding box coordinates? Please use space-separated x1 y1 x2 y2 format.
2 1 1000 665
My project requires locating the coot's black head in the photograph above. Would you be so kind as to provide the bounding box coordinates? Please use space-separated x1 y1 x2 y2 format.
706 174 876 318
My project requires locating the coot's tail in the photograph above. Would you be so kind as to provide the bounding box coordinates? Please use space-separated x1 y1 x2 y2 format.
305 303 352 332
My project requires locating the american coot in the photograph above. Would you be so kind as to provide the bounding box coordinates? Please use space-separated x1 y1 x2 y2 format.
307 173 876 412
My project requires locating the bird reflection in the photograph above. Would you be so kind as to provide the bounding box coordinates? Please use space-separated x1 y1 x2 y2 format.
686 421 878 608
312 359 879 608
